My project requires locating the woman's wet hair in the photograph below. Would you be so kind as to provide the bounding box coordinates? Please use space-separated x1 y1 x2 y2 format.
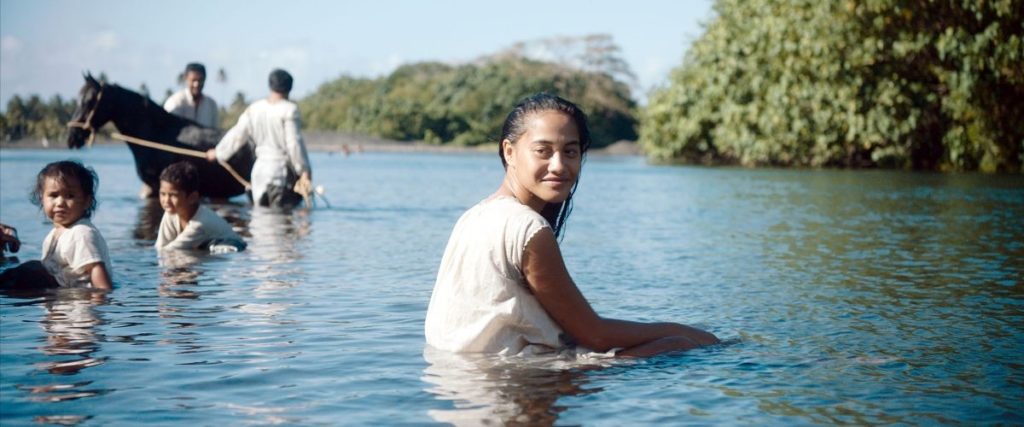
499 93 592 239
269 69 293 94
31 160 100 218
160 161 200 195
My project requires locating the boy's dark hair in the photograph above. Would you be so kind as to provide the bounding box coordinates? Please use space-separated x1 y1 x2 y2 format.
185 62 206 77
31 160 100 218
268 69 293 94
160 161 200 195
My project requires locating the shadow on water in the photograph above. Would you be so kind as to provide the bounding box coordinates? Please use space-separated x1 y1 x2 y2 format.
133 198 164 241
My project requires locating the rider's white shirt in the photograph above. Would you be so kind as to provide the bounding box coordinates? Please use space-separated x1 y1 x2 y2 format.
164 89 219 128
214 98 311 205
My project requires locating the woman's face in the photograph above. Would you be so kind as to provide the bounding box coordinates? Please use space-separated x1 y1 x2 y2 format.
503 111 582 212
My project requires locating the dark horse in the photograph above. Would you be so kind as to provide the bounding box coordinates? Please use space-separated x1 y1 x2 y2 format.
67 74 253 199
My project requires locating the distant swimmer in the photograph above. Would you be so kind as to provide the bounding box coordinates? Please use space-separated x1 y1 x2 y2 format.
424 93 719 358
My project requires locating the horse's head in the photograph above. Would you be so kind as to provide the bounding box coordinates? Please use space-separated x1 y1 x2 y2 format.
66 73 113 149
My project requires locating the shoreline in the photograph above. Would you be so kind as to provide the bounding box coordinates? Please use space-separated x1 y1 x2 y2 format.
0 131 644 156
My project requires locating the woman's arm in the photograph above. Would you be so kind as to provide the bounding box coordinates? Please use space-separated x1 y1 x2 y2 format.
522 228 718 354
87 262 112 290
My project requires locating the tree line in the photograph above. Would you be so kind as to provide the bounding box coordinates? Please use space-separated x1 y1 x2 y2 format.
641 0 1022 172
0 71 248 143
299 34 637 147
1 34 637 149
0 94 77 144
3 10 1021 173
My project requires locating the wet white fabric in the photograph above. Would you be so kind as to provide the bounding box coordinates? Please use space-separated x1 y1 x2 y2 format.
164 89 219 128
214 98 311 204
155 205 242 250
425 196 567 356
40 218 111 288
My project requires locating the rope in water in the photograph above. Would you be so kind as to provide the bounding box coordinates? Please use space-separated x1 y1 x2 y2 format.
110 132 251 189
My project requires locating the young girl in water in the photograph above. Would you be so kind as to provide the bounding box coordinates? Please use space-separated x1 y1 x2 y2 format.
425 93 718 358
32 160 112 289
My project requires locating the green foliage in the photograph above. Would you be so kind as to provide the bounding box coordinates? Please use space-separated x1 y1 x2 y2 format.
641 0 1023 172
1 94 77 142
218 91 249 130
300 43 638 147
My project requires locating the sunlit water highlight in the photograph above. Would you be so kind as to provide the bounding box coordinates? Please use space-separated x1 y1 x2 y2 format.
1 146 1021 425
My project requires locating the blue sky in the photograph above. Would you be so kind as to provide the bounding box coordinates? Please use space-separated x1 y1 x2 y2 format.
0 0 714 107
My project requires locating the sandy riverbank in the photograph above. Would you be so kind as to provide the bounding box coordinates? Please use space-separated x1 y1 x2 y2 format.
0 131 643 156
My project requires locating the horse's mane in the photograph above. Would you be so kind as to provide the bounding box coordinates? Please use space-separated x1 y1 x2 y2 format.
105 84 197 130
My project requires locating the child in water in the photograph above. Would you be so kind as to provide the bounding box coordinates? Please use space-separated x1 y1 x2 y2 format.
2 161 113 290
425 94 718 358
156 161 246 252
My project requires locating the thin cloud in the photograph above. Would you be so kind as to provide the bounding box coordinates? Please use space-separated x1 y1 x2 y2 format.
1 35 23 54
91 30 119 52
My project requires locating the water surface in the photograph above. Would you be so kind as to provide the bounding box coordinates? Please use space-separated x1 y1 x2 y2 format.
1 146 1021 425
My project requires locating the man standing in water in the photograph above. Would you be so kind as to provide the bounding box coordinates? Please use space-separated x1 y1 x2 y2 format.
164 62 219 128
206 69 311 208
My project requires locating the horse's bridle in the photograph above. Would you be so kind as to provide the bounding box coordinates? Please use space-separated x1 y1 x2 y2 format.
66 84 105 147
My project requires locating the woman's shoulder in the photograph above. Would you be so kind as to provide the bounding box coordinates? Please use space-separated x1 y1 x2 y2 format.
458 196 550 237
468 196 544 221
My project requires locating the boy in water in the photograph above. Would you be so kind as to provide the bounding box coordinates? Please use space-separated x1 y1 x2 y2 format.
156 162 246 252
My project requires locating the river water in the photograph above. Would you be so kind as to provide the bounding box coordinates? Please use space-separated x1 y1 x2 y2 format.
1 146 1021 425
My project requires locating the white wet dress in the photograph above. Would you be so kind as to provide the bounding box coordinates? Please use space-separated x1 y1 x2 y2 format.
425 196 570 356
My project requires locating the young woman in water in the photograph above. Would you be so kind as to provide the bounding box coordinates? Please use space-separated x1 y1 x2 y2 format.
425 93 718 357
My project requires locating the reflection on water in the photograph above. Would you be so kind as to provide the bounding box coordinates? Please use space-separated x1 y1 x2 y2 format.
422 347 608 426
12 289 111 412
247 207 309 262
240 208 309 319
